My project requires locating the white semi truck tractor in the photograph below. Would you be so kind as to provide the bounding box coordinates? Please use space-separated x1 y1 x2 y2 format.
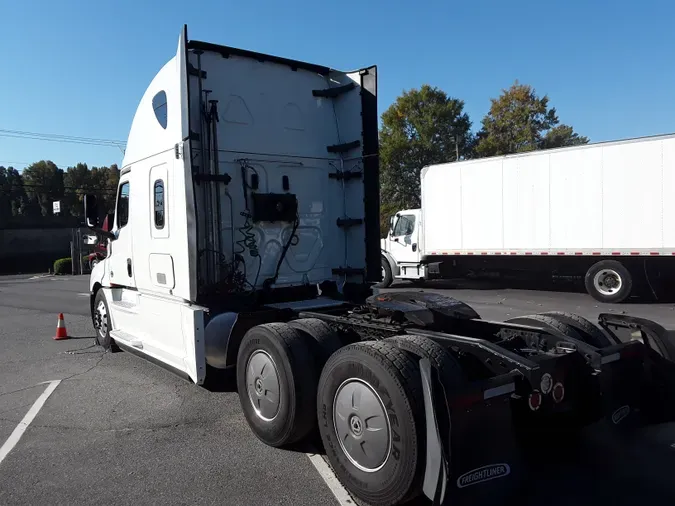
83 25 675 506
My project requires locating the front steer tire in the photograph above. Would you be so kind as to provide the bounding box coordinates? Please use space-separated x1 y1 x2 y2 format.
93 289 118 352
317 340 426 506
236 323 319 448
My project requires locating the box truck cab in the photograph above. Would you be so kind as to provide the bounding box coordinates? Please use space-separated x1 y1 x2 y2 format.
379 208 426 286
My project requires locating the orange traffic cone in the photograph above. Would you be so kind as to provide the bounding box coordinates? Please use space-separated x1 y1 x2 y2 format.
54 313 70 340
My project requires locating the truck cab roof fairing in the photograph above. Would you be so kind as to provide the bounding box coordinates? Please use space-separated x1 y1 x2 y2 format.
121 56 180 169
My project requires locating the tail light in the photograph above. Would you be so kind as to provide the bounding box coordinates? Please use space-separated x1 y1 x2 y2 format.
552 382 565 403
528 391 542 411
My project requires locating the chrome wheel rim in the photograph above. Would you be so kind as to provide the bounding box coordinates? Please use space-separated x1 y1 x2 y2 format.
246 350 281 421
95 300 108 338
593 269 622 296
333 378 391 473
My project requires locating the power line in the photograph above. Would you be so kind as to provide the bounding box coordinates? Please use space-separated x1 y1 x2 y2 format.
0 160 85 170
3 184 117 194
0 128 126 148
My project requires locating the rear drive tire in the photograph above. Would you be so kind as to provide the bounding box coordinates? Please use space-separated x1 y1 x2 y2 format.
288 318 343 366
317 340 425 506
585 260 633 303
385 334 466 391
374 255 393 288
505 314 584 342
539 311 613 348
236 323 319 447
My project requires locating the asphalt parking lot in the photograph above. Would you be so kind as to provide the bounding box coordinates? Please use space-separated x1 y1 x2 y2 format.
1 274 675 505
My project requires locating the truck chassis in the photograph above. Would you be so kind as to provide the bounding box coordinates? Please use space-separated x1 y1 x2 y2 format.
184 290 675 506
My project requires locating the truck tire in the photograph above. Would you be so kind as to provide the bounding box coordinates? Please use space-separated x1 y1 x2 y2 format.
584 260 633 303
505 314 584 343
317 340 425 506
385 334 466 391
539 311 613 348
288 318 343 366
93 289 118 352
374 255 393 288
236 323 319 448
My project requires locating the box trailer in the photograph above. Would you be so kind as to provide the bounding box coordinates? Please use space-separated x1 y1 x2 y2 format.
379 134 675 302
83 26 675 506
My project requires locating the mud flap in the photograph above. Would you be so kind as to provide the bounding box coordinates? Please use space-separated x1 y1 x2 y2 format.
597 343 675 429
420 360 525 506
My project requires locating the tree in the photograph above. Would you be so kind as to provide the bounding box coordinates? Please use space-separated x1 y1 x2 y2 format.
21 160 64 216
474 81 588 157
379 84 473 224
63 163 90 216
0 166 26 224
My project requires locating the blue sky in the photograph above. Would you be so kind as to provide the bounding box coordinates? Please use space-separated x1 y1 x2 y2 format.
1 0 674 172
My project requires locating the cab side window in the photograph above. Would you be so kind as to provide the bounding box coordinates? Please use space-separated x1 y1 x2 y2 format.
393 214 415 236
154 180 164 229
117 182 130 228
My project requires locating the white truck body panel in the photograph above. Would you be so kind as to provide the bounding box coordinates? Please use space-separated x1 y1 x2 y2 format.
420 133 675 256
186 44 367 292
92 26 376 382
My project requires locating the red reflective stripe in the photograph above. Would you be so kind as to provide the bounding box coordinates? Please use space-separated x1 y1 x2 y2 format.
630 252 640 256
525 252 532 255
592 252 601 255
540 252 549 255
481 252 488 255
575 252 583 255
557 252 565 255
650 252 660 256
611 252 621 255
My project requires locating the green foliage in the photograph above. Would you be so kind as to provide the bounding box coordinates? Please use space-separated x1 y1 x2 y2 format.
22 161 64 216
379 84 473 228
53 257 72 275
0 160 120 227
474 81 589 157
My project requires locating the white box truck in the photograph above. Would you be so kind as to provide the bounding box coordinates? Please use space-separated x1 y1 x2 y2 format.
82 26 675 506
379 134 675 303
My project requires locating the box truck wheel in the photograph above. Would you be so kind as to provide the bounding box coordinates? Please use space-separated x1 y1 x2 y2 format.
374 255 393 288
585 260 633 303
236 323 319 447
317 341 425 506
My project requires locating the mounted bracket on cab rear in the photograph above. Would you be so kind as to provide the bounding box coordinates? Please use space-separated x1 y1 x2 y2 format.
312 82 355 98
251 193 298 223
327 140 361 153
329 170 362 181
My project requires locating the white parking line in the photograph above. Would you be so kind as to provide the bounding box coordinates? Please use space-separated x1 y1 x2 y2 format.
0 380 61 466
306 452 355 505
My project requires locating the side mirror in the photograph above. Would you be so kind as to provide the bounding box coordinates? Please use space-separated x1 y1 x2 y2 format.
84 194 99 228
84 194 116 240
